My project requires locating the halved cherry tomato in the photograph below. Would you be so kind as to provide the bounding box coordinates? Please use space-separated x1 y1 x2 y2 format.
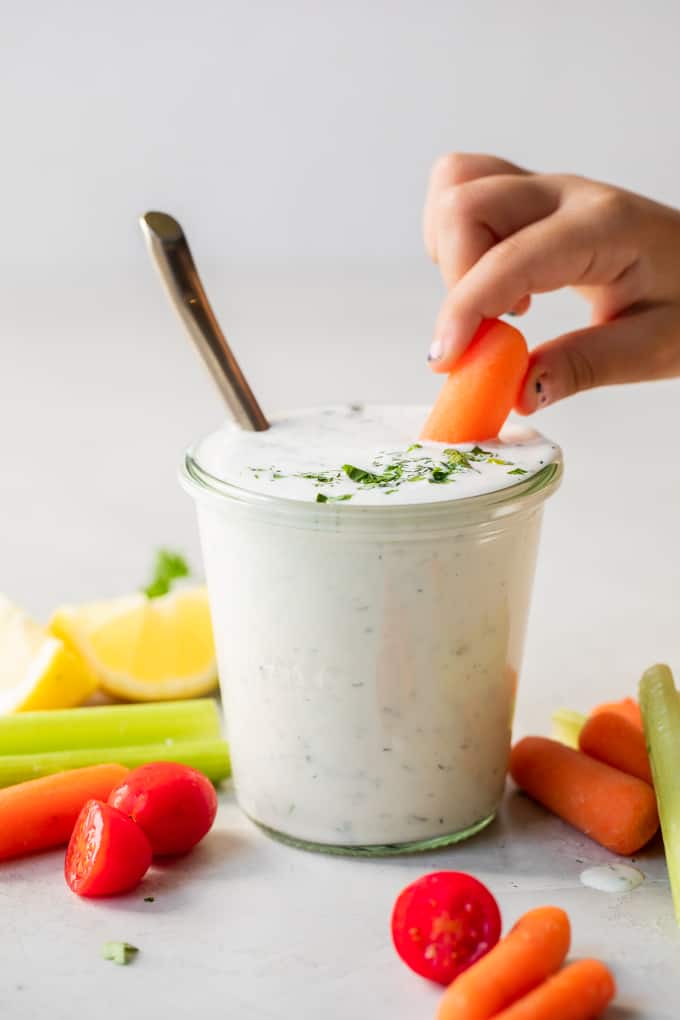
65 799 152 897
108 762 217 856
391 871 501 985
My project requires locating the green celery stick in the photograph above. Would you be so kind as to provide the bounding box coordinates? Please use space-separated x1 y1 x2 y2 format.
639 663 680 926
0 739 230 787
550 708 587 749
0 699 221 755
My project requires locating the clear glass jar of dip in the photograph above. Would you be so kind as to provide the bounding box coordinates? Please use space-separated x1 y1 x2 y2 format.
181 426 561 855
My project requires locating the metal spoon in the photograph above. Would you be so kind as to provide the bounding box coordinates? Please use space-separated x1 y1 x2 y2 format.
139 211 269 432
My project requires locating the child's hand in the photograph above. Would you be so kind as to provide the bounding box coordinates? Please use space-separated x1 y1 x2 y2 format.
424 153 680 412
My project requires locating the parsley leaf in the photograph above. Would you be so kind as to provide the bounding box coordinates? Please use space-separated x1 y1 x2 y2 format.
143 549 190 599
342 464 382 484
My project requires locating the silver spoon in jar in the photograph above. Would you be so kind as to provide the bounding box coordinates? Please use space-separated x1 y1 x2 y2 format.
139 211 270 432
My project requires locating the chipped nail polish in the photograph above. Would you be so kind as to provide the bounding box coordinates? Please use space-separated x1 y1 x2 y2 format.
534 375 550 407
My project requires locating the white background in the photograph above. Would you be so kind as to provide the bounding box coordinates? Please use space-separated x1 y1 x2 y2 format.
2 5 680 1017
3 1 680 265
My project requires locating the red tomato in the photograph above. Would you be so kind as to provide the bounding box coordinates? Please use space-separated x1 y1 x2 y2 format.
65 800 152 897
391 871 501 985
108 762 218 856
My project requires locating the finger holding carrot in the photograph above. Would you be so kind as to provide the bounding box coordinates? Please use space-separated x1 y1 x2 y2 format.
423 152 680 412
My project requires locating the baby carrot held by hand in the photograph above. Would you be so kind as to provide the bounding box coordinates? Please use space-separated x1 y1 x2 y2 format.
421 318 529 443
579 710 653 785
437 906 570 1020
0 763 129 861
510 736 658 855
490 958 616 1020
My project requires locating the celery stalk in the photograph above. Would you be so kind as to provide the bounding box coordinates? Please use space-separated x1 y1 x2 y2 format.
0 739 230 787
0 699 221 755
639 663 680 926
551 708 587 748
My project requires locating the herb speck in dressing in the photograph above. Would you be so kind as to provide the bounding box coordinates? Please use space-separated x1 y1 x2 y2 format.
250 444 533 503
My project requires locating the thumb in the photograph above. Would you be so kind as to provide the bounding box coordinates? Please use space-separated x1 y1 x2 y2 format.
516 306 680 414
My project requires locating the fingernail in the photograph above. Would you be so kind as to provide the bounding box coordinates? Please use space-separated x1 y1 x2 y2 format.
428 338 444 362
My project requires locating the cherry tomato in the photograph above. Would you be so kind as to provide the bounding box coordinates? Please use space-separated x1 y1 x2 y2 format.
108 762 218 856
65 800 152 897
391 871 501 985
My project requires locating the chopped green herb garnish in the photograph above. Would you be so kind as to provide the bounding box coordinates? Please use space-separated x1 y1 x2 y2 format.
443 448 472 469
342 464 381 484
316 492 353 503
299 471 342 485
342 462 404 487
101 942 139 966
143 549 190 599
429 469 454 483
250 443 531 502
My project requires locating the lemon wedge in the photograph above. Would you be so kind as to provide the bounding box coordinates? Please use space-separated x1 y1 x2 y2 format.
0 595 97 713
49 586 218 701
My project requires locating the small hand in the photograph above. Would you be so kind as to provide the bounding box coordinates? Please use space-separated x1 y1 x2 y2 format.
424 153 680 412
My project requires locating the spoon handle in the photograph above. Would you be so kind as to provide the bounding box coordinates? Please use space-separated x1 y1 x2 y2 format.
140 211 270 432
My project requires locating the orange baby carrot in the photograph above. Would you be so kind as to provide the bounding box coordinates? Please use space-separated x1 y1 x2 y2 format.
0 763 129 861
421 318 529 444
491 958 616 1020
579 710 653 785
592 696 642 730
510 736 658 855
437 906 570 1020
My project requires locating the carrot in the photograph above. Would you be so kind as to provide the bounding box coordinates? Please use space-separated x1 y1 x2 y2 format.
0 763 128 861
437 906 570 1020
491 958 616 1020
579 710 653 785
510 736 658 855
592 696 642 730
421 318 529 444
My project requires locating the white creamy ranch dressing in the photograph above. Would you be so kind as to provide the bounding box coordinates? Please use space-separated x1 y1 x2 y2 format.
580 864 645 893
194 404 559 506
187 404 561 850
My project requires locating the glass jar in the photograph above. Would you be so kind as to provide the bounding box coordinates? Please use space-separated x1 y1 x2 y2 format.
181 434 561 855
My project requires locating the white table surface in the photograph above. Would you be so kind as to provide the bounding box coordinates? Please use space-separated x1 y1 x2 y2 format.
2 259 680 1019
